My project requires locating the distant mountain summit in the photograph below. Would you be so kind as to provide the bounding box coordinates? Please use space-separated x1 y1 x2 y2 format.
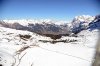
71 15 95 33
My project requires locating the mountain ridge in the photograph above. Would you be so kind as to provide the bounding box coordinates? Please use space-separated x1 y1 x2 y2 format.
0 15 100 36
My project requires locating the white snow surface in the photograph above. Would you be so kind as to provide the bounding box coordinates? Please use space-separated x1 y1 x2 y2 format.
0 26 99 66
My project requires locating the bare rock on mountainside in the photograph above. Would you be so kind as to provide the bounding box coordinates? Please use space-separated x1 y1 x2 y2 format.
19 34 31 40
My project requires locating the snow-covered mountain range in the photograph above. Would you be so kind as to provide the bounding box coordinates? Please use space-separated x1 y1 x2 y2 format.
0 15 99 35
0 19 70 35
0 15 100 66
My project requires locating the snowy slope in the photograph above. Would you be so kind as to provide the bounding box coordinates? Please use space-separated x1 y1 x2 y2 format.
0 26 98 66
0 27 53 66
0 15 100 66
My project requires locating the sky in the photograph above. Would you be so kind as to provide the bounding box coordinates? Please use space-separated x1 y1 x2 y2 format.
0 0 100 20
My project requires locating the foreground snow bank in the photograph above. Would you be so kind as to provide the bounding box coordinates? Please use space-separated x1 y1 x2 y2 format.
0 26 99 66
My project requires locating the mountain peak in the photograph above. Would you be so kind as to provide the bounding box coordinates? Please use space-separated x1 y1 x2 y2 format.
74 15 95 22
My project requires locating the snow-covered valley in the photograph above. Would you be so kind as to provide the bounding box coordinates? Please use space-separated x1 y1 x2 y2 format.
0 15 100 66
